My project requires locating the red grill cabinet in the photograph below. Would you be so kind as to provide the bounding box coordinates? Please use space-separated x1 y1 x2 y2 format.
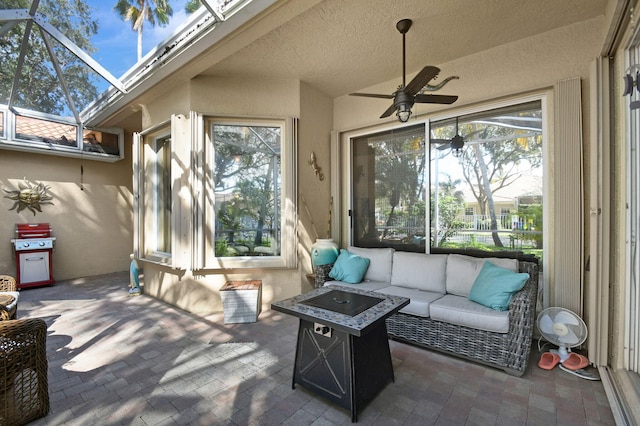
11 223 56 289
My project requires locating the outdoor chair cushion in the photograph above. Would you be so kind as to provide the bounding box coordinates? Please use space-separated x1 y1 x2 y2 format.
377 285 444 317
445 254 518 297
468 261 530 311
328 249 371 284
347 246 394 283
391 252 447 293
430 294 510 333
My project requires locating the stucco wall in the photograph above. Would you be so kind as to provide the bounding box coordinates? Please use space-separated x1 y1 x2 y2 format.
137 76 333 315
334 17 603 130
0 145 134 281
332 16 605 307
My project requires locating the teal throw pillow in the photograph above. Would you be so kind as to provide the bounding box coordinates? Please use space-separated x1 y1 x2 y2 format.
468 261 530 311
328 249 371 284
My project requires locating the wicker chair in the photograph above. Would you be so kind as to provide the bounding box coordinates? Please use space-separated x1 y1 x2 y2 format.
0 318 49 425
0 275 18 321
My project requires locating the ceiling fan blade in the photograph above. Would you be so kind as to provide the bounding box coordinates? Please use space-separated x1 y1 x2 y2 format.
380 103 397 118
404 66 440 96
350 92 395 99
436 143 450 150
429 138 450 144
414 94 459 104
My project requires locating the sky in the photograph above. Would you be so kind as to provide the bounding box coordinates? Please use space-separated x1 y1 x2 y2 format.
85 0 191 92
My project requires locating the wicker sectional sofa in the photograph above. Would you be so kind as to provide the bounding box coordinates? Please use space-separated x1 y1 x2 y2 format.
315 247 539 376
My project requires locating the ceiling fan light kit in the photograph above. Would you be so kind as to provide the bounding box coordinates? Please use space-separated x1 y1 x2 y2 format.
350 18 458 123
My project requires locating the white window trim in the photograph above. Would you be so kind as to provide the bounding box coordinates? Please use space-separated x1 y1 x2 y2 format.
134 119 175 266
194 114 298 271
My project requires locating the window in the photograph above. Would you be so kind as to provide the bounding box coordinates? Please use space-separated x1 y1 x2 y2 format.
430 101 543 252
135 115 296 271
199 117 297 269
0 105 123 161
15 114 77 147
352 124 426 250
210 122 281 257
349 101 543 257
139 126 172 261
153 135 172 254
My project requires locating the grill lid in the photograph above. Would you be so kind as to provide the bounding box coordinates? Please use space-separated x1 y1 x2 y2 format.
15 223 52 238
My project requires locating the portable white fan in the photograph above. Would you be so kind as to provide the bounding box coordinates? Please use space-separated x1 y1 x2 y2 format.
537 307 588 362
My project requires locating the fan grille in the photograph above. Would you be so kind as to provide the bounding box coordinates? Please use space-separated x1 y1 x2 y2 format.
537 307 587 348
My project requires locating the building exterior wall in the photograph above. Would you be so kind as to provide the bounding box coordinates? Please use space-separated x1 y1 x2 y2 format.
333 16 604 309
0 144 134 281
136 76 334 315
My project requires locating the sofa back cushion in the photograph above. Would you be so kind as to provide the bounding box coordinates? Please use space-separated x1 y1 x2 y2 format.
445 254 518 297
391 252 447 293
347 246 394 282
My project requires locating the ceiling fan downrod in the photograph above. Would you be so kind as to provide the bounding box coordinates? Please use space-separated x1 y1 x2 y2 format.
396 19 412 89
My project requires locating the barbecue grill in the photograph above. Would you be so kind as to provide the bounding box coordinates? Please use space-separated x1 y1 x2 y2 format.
11 223 56 289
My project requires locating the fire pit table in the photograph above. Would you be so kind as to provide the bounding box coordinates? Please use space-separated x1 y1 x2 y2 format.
271 286 409 422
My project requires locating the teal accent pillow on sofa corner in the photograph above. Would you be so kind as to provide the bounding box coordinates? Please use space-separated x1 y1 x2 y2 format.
328 249 371 284
468 261 530 311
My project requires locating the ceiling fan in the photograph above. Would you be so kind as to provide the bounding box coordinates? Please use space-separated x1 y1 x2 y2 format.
431 117 465 157
350 18 458 122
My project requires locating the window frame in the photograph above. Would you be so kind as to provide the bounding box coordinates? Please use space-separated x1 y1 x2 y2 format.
195 115 297 271
337 94 547 258
152 134 172 256
137 122 174 264
0 104 124 162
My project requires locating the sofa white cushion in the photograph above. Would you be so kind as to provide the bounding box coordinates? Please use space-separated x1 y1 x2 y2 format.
323 280 390 292
376 285 444 317
445 254 518 297
348 246 394 283
430 294 510 333
391 252 447 293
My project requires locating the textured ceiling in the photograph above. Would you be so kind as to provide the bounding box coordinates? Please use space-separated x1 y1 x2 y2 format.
199 0 609 98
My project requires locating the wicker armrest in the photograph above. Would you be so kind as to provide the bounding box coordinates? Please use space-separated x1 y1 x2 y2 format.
0 318 49 424
0 275 17 292
313 263 335 288
509 261 539 324
504 261 539 371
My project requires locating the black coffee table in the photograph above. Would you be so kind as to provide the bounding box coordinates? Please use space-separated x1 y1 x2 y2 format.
271 285 409 422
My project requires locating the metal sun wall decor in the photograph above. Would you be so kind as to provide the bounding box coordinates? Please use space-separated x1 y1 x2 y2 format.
3 179 54 215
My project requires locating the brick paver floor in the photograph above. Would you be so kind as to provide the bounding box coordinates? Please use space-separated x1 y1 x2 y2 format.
16 272 615 425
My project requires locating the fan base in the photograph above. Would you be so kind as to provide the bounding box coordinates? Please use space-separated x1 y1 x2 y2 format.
550 347 571 363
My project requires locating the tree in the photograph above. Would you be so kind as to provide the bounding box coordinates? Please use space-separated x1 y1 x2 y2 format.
185 0 201 14
114 0 173 60
431 175 465 246
459 118 543 247
213 125 281 255
375 133 425 240
0 0 99 114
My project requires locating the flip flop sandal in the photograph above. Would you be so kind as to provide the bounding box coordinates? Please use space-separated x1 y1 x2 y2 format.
538 352 560 370
559 363 601 380
563 352 589 370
